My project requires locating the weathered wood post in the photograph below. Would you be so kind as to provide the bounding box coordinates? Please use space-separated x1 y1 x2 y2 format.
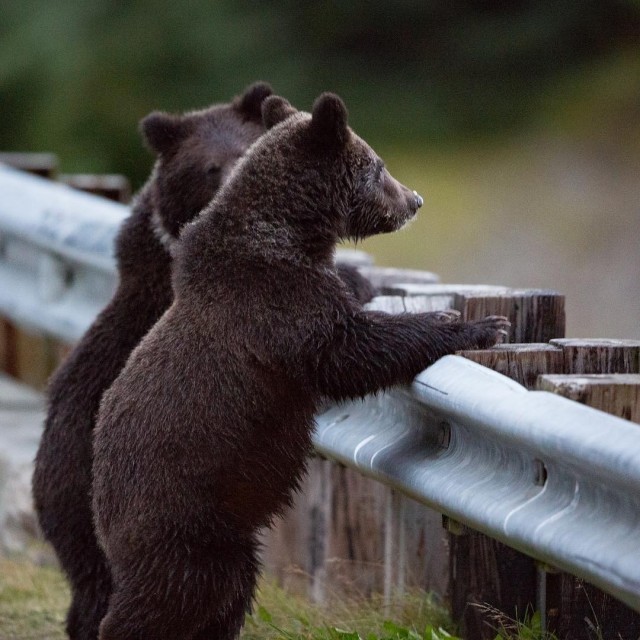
0 152 58 178
458 337 640 639
449 290 565 639
549 338 640 375
538 338 640 640
460 343 564 388
60 174 131 203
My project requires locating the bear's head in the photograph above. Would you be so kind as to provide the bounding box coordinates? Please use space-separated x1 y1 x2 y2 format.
254 92 423 246
140 81 273 239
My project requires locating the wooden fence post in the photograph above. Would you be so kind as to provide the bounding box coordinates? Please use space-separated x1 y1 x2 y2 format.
550 338 640 374
383 285 566 344
459 343 564 389
537 343 640 640
455 289 565 344
60 173 131 203
0 152 58 178
454 337 640 639
446 291 565 639
356 266 440 290
454 343 566 638
0 320 18 378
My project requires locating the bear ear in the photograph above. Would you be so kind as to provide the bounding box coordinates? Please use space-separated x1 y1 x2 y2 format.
235 81 274 122
262 96 297 130
310 93 349 149
140 111 190 155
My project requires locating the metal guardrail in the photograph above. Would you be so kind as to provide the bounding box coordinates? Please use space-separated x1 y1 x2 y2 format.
316 360 640 613
0 165 122 341
1 162 639 613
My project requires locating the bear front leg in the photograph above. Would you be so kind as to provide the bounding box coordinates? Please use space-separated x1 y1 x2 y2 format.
335 264 376 304
316 310 509 402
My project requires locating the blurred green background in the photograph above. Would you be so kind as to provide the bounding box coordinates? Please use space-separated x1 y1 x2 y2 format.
1 0 639 337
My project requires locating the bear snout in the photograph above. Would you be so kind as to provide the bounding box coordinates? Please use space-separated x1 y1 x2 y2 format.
402 187 422 215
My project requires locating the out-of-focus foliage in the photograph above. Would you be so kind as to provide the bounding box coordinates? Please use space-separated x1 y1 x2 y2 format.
1 0 638 185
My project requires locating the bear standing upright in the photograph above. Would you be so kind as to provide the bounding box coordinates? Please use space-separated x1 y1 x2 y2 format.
92 93 509 640
32 82 274 640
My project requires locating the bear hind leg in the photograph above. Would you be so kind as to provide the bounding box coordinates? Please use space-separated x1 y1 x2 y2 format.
66 562 112 640
190 584 256 640
99 536 259 640
99 577 254 640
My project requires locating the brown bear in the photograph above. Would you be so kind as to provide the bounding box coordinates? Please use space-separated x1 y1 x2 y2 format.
92 93 509 640
31 81 274 640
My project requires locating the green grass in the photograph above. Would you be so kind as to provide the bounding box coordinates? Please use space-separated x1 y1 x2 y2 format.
471 605 558 640
0 555 68 640
1 554 590 640
0 554 457 640
244 583 456 640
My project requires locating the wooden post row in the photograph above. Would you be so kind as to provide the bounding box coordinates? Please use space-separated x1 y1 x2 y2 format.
59 174 131 203
380 285 639 639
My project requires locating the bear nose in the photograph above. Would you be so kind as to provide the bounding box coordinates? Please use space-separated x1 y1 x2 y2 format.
413 190 424 209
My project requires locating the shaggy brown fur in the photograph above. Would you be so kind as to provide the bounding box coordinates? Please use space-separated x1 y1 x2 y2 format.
93 93 509 640
32 82 273 640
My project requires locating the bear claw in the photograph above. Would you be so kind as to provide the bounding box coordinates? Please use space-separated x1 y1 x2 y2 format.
431 309 461 323
470 315 511 347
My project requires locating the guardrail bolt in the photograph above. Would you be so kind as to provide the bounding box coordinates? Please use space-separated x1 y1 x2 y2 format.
442 515 468 536
533 459 548 486
439 421 451 449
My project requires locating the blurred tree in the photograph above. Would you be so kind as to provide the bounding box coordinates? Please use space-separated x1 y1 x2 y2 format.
0 0 638 185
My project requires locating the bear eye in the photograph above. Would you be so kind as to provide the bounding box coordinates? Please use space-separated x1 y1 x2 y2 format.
207 164 221 177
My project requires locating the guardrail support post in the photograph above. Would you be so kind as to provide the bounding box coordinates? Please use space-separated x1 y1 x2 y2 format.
536 565 547 634
383 489 394 609
538 349 640 639
383 490 407 611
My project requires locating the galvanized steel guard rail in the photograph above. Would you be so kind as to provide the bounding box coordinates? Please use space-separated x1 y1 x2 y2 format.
1 163 639 613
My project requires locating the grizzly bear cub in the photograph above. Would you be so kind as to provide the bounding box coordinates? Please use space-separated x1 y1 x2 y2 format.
32 82 274 640
92 93 509 640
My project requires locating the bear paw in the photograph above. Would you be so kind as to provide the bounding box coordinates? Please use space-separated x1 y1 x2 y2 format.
469 315 511 348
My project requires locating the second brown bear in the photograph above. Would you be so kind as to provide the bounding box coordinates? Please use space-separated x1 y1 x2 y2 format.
32 82 273 640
